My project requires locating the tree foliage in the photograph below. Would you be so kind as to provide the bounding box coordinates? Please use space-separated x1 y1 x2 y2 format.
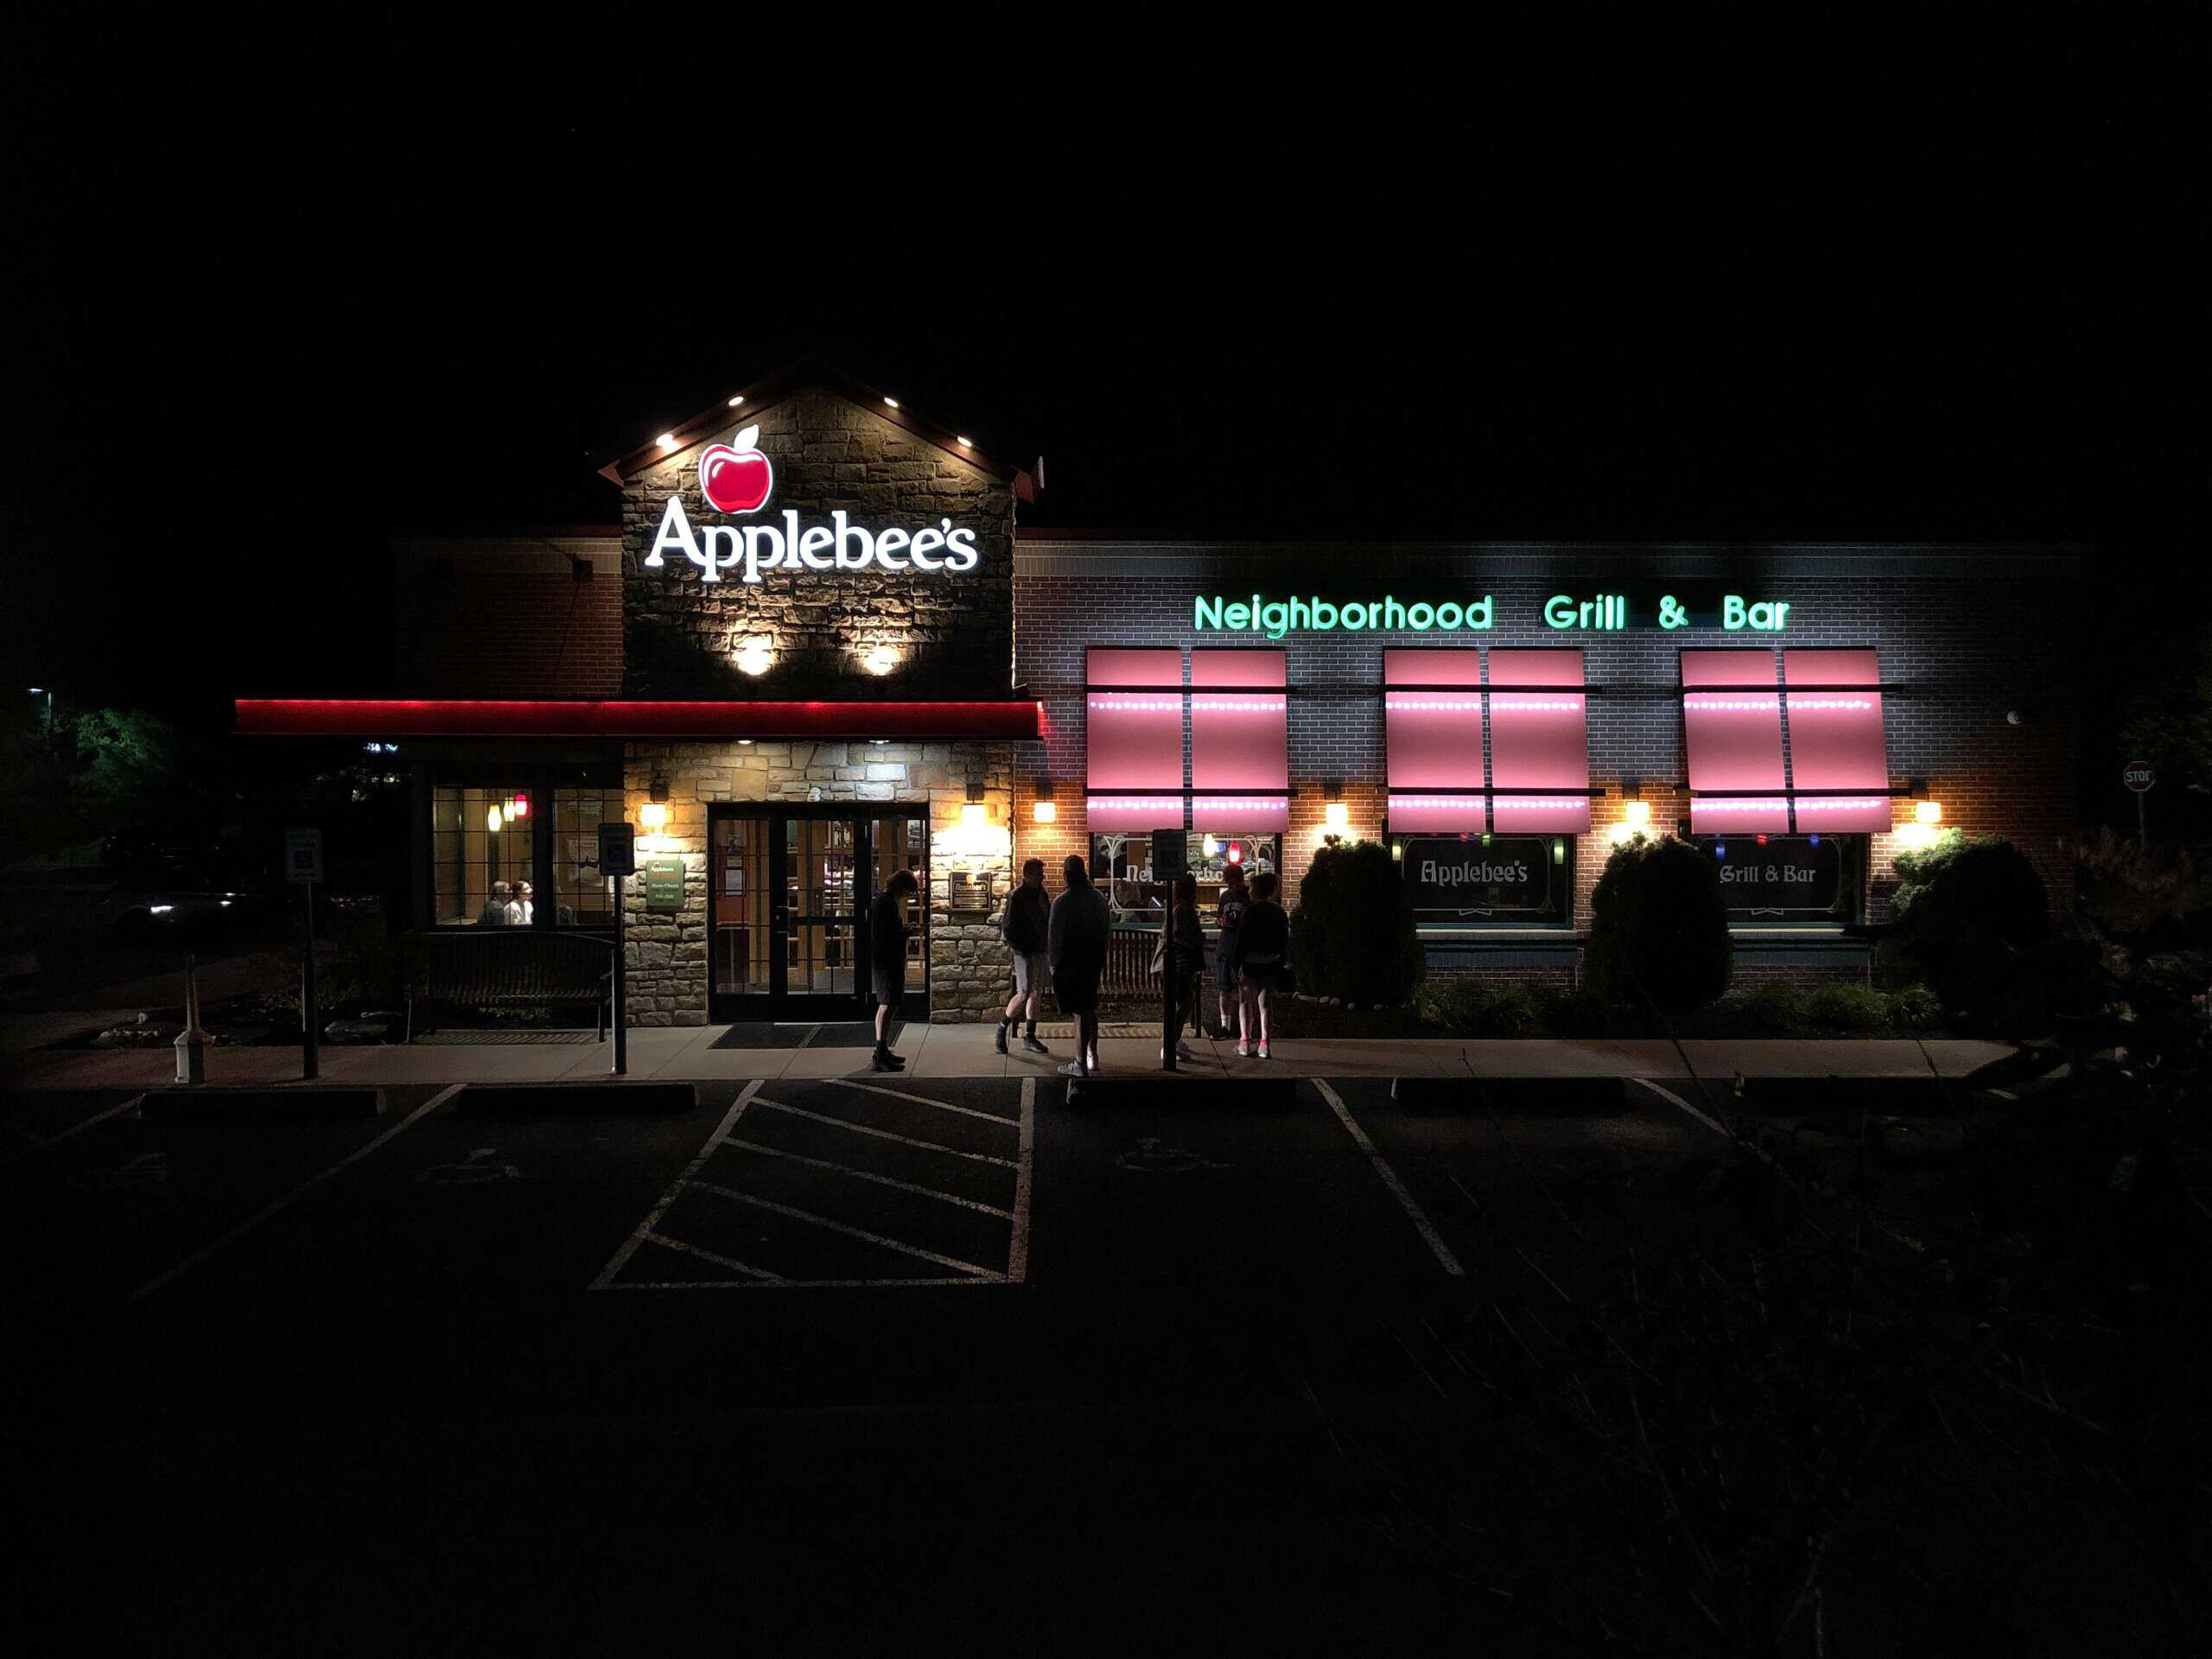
1288 839 1427 1006
1586 835 1732 1014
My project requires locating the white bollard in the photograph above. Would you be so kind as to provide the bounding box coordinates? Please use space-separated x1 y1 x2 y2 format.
175 954 210 1085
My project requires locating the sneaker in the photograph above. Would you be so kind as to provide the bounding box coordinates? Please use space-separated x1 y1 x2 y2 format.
1236 1039 1249 1058
1021 1033 1049 1054
995 1024 1008 1055
1176 1041 1196 1061
871 1047 899 1072
1257 1041 1271 1060
1058 1059 1088 1079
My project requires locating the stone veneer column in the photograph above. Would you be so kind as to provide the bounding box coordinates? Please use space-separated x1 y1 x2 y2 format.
620 740 1014 1025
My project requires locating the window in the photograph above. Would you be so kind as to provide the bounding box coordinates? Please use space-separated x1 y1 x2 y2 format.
551 787 619 926
1694 833 1866 927
1085 647 1185 830
1088 830 1280 922
432 785 534 925
1383 648 1591 836
1393 832 1573 927
1190 649 1288 832
1680 649 1891 835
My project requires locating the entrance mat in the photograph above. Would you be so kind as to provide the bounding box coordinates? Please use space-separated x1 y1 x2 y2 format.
139 1087 385 1123
709 1020 901 1050
415 1029 601 1046
454 1082 697 1117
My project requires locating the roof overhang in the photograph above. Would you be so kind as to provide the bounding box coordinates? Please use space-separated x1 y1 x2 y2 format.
236 699 1041 741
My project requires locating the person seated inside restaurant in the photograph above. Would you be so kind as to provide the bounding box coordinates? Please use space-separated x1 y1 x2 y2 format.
478 880 512 925
505 880 534 925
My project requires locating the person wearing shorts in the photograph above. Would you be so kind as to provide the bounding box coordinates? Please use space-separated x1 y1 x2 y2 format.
1230 868 1288 1059
868 868 918 1072
1214 861 1249 1041
995 857 1052 1056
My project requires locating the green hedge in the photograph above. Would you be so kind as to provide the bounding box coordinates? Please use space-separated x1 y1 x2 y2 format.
1586 836 1732 1014
1289 840 1426 1006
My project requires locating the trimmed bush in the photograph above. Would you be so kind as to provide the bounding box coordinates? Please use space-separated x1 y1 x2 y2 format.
1884 983 1944 1031
1748 982 1813 1034
1289 840 1426 1007
1877 831 2057 1030
1416 979 1544 1035
1805 982 1891 1033
1586 836 1732 1014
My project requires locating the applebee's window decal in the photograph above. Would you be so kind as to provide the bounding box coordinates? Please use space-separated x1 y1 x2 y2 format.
646 423 981 585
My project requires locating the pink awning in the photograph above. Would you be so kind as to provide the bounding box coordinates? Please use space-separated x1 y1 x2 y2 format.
1386 795 1490 834
1191 795 1290 833
1689 797 1792 835
1190 650 1287 794
1086 795 1187 832
1085 647 1184 794
1791 796 1894 832
1783 649 1888 794
1488 649 1592 834
1384 650 1484 791
1681 651 1786 793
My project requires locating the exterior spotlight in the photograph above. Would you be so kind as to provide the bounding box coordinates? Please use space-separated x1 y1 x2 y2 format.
1624 799 1650 827
961 802 988 832
727 395 745 407
1325 800 1350 830
1033 799 1057 823
734 641 771 677
883 397 899 410
956 435 972 448
639 802 668 831
1915 799 1942 824
864 645 897 676
656 432 677 453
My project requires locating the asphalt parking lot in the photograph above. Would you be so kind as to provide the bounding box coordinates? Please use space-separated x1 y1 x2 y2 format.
2 1075 1713 1648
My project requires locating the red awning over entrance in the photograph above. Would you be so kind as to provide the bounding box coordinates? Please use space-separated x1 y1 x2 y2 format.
234 699 1043 741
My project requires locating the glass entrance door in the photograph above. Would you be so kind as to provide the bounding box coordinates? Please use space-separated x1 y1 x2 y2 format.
708 805 927 1020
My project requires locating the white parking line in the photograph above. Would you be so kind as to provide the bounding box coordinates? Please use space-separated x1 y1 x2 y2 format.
747 1097 1019 1168
128 1084 461 1302
837 1080 1022 1128
1009 1077 1034 1284
639 1230 787 1281
720 1135 1014 1219
1313 1079 1465 1278
588 1079 763 1291
6 1093 146 1160
600 1276 1001 1291
684 1179 1008 1280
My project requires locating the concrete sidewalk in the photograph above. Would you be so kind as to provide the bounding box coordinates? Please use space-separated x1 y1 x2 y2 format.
0 1015 2012 1090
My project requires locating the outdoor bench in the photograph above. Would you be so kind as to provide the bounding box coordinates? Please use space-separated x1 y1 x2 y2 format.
404 931 615 1041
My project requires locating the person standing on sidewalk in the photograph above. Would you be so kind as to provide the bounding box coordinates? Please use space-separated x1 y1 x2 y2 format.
1230 868 1288 1060
868 868 918 1072
1213 861 1249 1040
995 857 1052 1057
1164 872 1208 1063
1048 854 1109 1077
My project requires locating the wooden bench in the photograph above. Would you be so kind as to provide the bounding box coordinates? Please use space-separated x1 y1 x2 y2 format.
404 931 616 1041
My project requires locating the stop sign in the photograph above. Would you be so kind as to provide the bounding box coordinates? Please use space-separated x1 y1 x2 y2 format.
2123 760 2156 793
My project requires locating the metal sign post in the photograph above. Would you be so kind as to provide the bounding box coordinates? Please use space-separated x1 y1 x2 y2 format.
600 823 637 1077
1154 827 1188 1072
2123 760 2155 851
285 829 324 1080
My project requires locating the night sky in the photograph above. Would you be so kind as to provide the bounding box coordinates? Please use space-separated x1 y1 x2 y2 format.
4 19 2202 727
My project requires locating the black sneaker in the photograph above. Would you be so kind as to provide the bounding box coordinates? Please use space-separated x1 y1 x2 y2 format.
1021 1033 1049 1054
995 1024 1008 1055
871 1046 900 1072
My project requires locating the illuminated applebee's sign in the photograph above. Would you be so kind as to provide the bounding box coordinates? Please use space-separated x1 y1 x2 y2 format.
647 424 980 584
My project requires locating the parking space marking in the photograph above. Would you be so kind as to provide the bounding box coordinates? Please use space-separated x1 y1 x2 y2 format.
639 1230 786 1281
685 1180 1008 1280
1313 1079 1465 1278
128 1084 461 1302
721 1136 1014 1218
838 1080 1024 1128
1009 1077 1034 1284
747 1097 1020 1168
589 1078 764 1290
7 1093 147 1160
601 1275 1005 1292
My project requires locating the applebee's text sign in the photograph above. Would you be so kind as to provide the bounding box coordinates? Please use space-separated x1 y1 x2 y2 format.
647 423 980 585
1401 836 1563 920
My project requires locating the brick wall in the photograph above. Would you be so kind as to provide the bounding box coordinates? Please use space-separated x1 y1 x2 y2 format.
621 388 1014 700
1012 543 2080 945
394 536 623 696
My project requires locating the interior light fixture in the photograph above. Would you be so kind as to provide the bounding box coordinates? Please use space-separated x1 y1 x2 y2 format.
1202 834 1220 859
655 432 677 453
486 804 503 832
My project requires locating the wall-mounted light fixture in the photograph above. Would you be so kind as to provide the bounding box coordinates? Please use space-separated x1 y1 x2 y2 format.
727 394 746 408
1914 799 1942 825
638 802 668 832
1032 777 1057 823
864 645 898 677
1624 800 1651 828
655 432 677 454
1322 779 1349 843
734 639 772 677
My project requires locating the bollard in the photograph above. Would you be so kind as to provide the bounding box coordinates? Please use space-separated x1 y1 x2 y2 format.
175 954 209 1084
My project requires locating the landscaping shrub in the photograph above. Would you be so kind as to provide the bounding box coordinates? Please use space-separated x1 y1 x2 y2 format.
1415 979 1545 1035
1747 982 1813 1034
1885 983 1944 1031
1805 982 1891 1033
1290 840 1426 1007
1876 831 2059 1031
1586 836 1732 1014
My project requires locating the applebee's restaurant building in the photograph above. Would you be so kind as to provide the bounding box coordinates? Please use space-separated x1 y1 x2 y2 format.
237 363 2079 1024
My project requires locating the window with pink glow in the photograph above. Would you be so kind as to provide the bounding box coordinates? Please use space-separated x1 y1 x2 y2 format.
1680 650 1787 795
1084 647 1183 795
1783 649 1888 806
1488 649 1592 834
1190 650 1287 797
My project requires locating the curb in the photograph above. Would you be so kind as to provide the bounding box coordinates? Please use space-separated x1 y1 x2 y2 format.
138 1087 386 1122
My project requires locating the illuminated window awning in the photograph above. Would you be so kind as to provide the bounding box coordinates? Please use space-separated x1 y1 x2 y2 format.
1680 648 1893 834
1488 648 1592 835
1383 650 1484 831
1085 647 1184 818
1191 649 1287 832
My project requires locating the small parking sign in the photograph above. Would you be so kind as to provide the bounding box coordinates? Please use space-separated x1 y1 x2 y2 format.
598 821 636 877
284 828 324 885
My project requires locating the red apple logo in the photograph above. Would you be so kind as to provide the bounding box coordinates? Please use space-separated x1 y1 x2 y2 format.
697 423 773 514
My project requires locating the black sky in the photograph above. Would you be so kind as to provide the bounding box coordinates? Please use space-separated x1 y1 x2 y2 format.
3 17 2203 721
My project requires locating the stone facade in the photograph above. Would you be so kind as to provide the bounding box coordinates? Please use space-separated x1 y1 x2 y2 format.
621 389 1015 700
616 740 1016 1025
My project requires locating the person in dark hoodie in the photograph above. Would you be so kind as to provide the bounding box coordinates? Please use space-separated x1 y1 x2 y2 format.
1230 868 1288 1060
995 857 1052 1057
1047 854 1109 1077
868 868 918 1072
